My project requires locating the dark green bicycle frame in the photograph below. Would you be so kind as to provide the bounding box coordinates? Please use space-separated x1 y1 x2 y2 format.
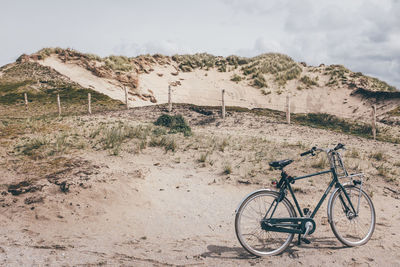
264 167 358 234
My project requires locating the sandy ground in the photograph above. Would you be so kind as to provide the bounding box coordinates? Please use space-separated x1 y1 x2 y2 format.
0 108 399 266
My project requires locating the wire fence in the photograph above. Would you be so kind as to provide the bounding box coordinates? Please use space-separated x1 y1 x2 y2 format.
21 86 379 140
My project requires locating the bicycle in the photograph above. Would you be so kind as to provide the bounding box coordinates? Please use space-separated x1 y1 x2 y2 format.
235 143 376 256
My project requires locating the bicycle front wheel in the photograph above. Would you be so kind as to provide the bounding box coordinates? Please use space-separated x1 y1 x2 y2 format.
329 185 375 246
235 190 296 256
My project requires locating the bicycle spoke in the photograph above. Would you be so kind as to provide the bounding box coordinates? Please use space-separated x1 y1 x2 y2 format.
330 186 375 246
235 191 294 256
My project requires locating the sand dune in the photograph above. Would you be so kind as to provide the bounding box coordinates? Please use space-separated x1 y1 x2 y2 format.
35 54 400 122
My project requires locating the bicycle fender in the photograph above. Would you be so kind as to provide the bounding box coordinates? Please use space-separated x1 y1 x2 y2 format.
235 189 276 213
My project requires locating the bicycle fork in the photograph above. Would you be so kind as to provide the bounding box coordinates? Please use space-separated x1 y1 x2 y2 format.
339 180 363 218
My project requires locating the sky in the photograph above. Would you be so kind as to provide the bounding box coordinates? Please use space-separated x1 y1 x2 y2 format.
1 0 399 88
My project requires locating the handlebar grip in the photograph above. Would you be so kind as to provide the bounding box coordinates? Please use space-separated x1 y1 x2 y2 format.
300 150 311 157
334 143 345 151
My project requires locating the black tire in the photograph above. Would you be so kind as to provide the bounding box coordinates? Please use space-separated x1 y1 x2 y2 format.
329 185 375 246
235 190 296 256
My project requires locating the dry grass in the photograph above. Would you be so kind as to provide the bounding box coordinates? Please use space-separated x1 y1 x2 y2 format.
370 151 385 161
223 163 232 175
2 103 399 193
311 156 328 169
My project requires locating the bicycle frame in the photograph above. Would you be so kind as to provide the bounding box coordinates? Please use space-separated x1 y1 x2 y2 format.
284 167 357 219
263 151 361 235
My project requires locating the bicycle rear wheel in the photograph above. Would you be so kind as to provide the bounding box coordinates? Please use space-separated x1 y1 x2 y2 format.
329 185 375 246
235 190 296 256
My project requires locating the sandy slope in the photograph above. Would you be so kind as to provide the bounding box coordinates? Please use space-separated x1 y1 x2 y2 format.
0 108 399 266
40 56 129 103
138 64 371 119
37 56 399 122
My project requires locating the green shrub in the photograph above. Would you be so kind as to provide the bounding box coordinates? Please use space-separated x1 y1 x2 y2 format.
217 63 227 72
104 55 133 72
274 66 302 86
172 53 226 71
300 75 318 88
85 53 102 61
293 113 373 138
252 72 268 88
231 74 242 82
152 127 167 137
154 114 191 136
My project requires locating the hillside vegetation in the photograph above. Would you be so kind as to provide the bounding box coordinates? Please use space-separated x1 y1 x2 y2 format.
1 47 399 120
11 47 397 92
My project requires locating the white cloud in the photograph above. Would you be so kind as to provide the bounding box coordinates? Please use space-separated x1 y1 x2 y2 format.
236 38 284 57
1 0 399 88
113 39 193 56
223 0 400 88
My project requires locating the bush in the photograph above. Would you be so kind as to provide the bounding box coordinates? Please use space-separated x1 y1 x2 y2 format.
252 72 268 88
300 75 318 88
154 114 191 136
293 113 373 138
104 55 133 72
231 74 242 82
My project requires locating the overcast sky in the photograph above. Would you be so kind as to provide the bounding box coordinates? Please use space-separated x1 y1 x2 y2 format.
1 0 399 88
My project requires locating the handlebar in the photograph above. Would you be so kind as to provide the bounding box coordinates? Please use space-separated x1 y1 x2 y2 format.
300 146 317 157
300 143 345 157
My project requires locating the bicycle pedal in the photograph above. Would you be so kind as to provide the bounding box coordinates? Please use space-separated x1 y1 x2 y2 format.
301 238 311 244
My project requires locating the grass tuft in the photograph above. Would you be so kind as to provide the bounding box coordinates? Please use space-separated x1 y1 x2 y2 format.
223 163 232 175
370 152 384 161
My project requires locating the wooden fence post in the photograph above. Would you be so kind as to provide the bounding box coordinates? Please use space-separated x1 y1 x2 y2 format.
286 95 290 124
221 89 225 119
88 93 92 115
124 86 129 110
24 93 28 110
372 104 376 140
168 85 172 112
57 94 61 116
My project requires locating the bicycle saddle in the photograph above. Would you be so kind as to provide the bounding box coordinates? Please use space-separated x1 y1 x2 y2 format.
269 159 293 169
